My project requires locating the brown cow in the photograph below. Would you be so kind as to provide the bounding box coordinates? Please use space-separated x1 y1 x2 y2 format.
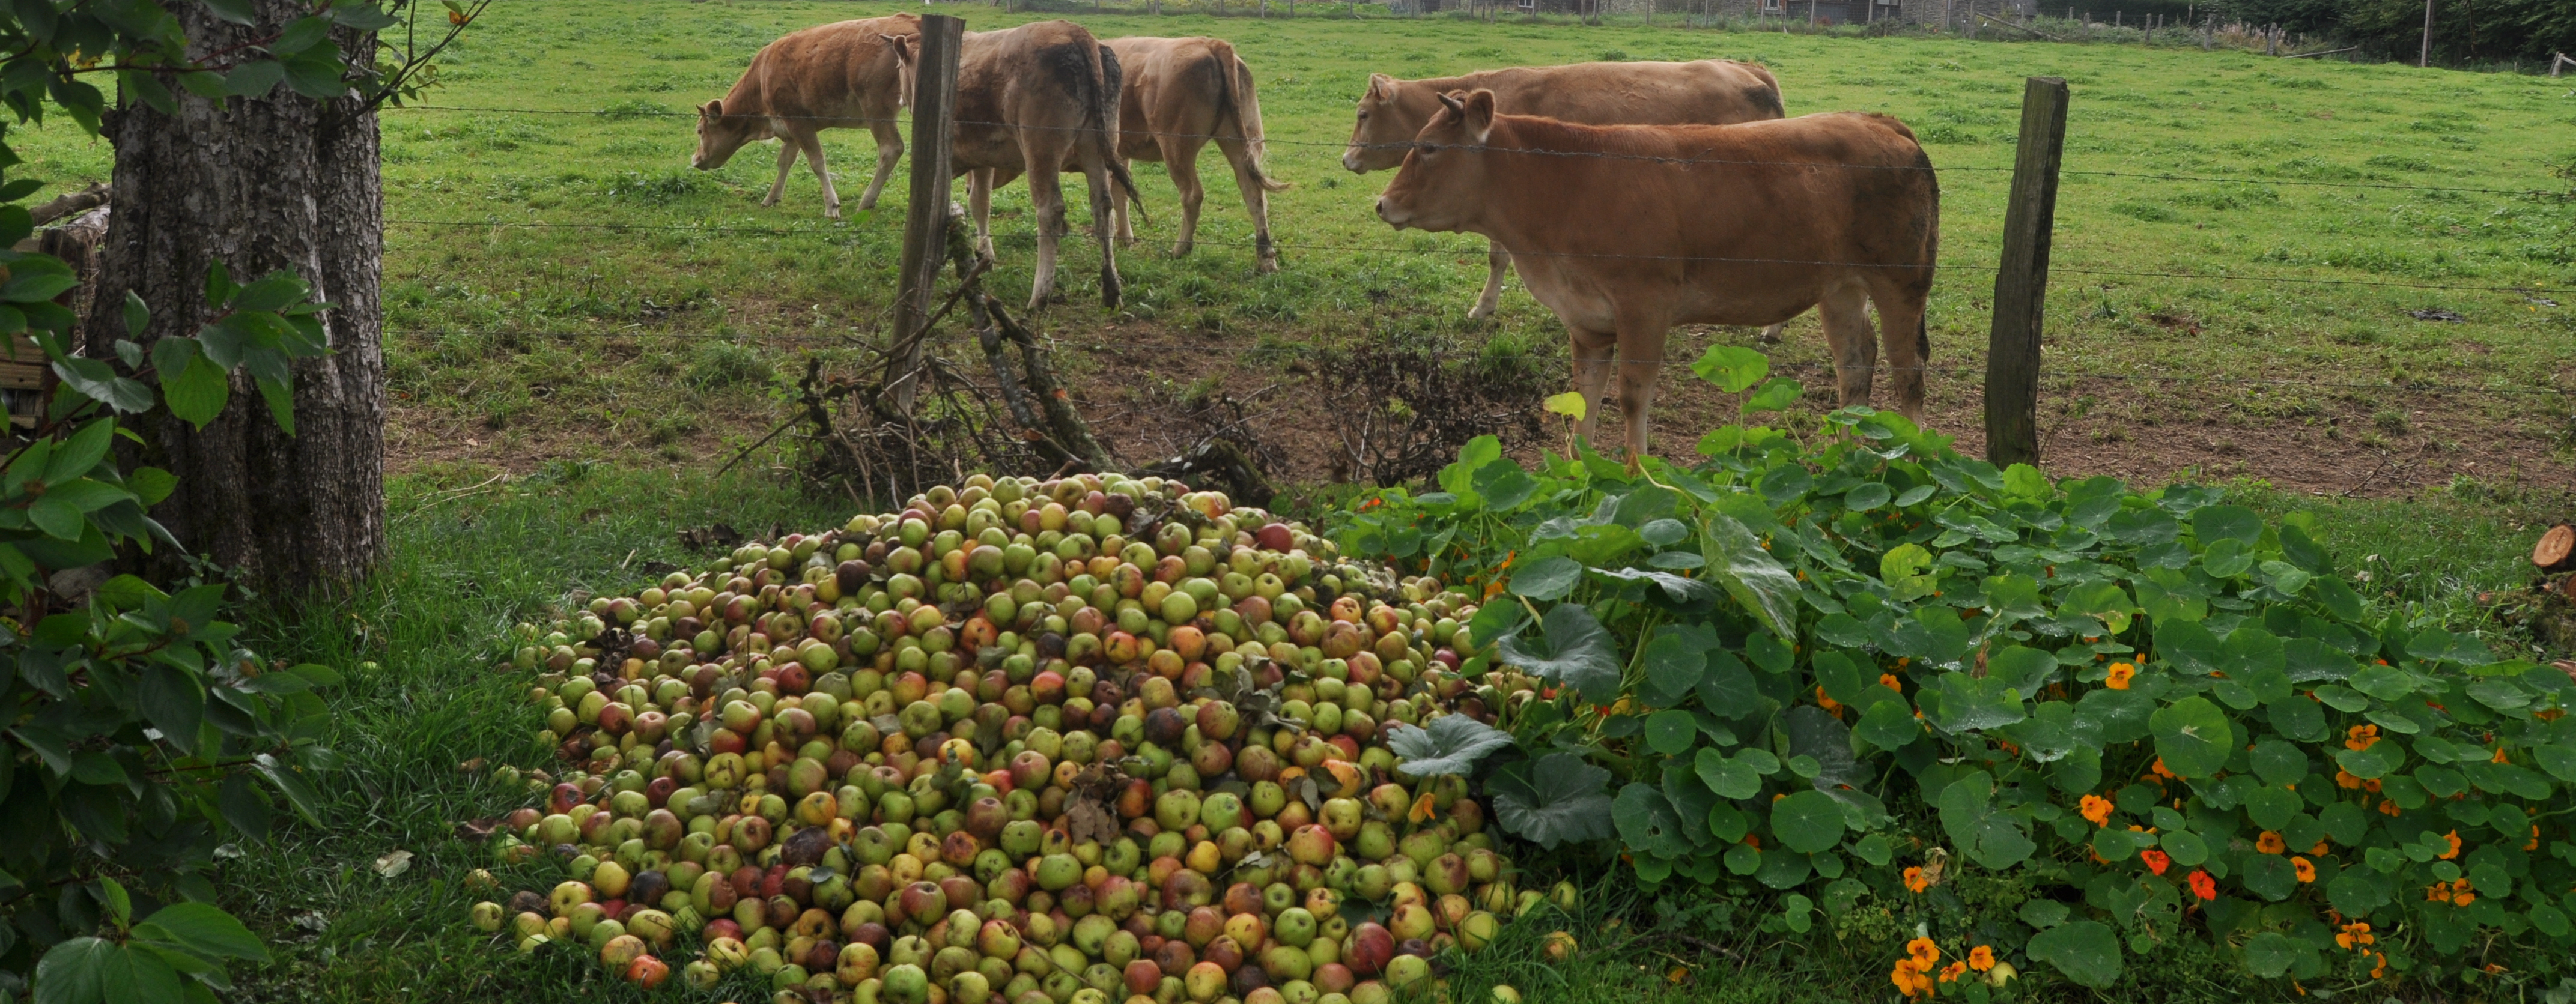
693 14 920 220
1101 36 1291 273
1374 92 1938 462
892 21 1142 311
1343 60 1785 321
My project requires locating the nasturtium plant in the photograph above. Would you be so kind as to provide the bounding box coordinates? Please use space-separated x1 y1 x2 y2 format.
1335 396 2575 995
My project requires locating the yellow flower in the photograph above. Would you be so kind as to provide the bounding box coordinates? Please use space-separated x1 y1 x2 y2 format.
2105 662 2135 689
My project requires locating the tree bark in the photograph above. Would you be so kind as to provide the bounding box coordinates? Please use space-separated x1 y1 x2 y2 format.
80 1 385 597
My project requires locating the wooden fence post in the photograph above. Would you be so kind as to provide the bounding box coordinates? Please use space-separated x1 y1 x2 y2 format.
1984 76 2067 468
887 14 963 413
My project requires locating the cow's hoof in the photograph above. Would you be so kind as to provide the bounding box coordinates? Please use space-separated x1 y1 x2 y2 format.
824 208 842 221
1255 259 1280 276
1466 304 1496 321
1170 241 1193 258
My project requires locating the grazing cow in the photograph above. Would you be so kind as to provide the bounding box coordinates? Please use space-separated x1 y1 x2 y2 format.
1373 92 1939 462
891 21 1142 311
1343 60 1786 322
1100 36 1291 273
693 14 920 220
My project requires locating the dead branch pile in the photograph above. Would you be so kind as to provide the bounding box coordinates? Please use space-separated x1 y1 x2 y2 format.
1322 340 1549 486
795 211 1114 501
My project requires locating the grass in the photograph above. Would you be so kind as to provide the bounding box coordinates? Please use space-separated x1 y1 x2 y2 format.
202 462 2553 1003
8 0 2565 476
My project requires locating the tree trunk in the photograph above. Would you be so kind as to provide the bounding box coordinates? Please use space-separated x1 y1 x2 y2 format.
81 2 385 597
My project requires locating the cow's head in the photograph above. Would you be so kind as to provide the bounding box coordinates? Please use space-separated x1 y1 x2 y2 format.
692 99 768 171
1341 73 1420 174
1376 89 1495 234
886 34 919 110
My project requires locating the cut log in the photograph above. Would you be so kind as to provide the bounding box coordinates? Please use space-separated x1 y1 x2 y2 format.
2536 524 2576 571
2562 574 2576 603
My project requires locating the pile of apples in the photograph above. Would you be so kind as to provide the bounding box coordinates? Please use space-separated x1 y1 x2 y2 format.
466 472 1545 1004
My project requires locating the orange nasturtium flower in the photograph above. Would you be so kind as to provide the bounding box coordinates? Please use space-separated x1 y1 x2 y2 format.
2256 831 2287 854
2104 662 2136 689
1938 960 1969 984
1968 946 1997 972
2438 830 2462 860
2079 794 2114 827
2187 869 2218 901
1903 866 1930 894
2345 724 2381 751
2336 922 2375 951
2293 857 2316 883
1880 673 1903 691
1907 938 1940 968
1890 960 1934 1000
2370 953 2389 979
2149 758 2177 781
2139 849 2172 876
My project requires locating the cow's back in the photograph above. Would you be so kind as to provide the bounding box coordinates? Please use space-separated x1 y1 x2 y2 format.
1455 60 1783 126
734 14 919 122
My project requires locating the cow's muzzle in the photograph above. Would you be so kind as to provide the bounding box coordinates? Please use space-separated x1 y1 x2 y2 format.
1375 196 1407 229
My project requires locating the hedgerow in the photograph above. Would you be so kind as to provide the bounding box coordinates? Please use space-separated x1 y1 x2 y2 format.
1330 349 2571 997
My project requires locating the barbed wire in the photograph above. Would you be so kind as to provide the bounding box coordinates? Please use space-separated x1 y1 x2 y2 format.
379 327 2564 398
387 103 2570 198
382 219 2571 294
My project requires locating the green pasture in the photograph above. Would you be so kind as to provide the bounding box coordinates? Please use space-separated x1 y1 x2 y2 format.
14 0 2567 468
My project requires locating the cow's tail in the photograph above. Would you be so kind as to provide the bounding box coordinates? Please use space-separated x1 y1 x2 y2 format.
1743 61 1787 119
1209 40 1291 192
1089 42 1147 219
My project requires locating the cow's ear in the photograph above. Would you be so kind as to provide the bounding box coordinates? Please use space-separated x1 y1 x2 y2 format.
702 99 722 118
1462 89 1496 143
1367 73 1393 101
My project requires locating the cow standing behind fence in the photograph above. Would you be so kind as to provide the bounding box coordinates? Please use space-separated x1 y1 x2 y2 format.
1101 36 1292 274
692 14 922 220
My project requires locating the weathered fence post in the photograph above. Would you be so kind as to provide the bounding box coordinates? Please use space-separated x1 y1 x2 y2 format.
1984 76 2067 468
888 14 963 413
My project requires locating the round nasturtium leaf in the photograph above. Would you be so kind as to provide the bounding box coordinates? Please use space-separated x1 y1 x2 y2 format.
1770 790 1847 854
2149 696 2234 779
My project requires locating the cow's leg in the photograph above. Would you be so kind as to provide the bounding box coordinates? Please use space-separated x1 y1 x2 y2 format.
1112 159 1137 245
1816 282 1880 409
1614 325 1671 464
800 134 843 220
1468 241 1511 319
1161 139 1206 259
1567 325 1617 453
1759 320 1787 344
1215 136 1278 274
1870 282 1930 422
968 169 995 260
1025 160 1069 310
765 141 798 207
858 118 904 210
1083 156 1124 309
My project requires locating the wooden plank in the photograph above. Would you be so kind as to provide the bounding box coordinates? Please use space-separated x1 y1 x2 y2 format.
1983 76 2068 468
886 13 964 414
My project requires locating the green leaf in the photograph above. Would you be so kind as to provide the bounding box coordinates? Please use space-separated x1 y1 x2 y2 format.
1505 555 1582 600
1641 628 1706 696
1880 542 1936 601
1853 697 1920 752
1926 672 2028 733
99 878 131 930
1694 747 1770 800
1385 715 1514 778
1643 710 1697 757
223 60 285 98
1542 392 1586 421
255 376 296 435
2019 899 2070 929
2241 853 2298 901
2334 740 2405 780
130 903 268 964
1936 772 2034 870
1770 790 1847 854
51 357 155 414
135 664 205 756
1695 649 1761 718
96 942 181 1002
126 467 177 507
2026 921 2123 988
1612 782 1692 859
200 0 258 23
34 936 115 1004
2001 463 2049 499
327 1 402 31
1489 752 1615 850
2249 739 2307 786
1689 345 1769 393
162 350 229 429
2350 662 2415 701
2191 504 2263 546
1496 603 1623 704
27 495 84 540
1743 377 1800 412
2241 931 2313 978
1700 512 1800 639
2149 696 2234 778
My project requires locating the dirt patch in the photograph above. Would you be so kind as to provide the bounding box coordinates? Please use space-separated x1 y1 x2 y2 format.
384 318 2576 503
